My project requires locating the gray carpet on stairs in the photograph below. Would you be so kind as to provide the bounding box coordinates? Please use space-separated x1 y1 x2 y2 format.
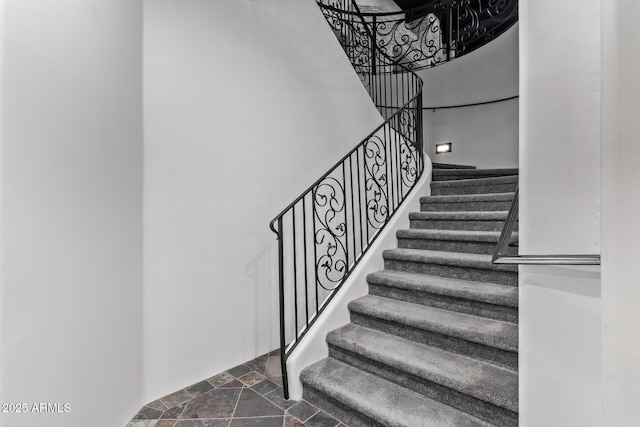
300 166 519 427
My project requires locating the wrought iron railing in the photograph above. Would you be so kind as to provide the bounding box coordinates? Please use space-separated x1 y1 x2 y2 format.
331 0 518 72
270 0 519 399
269 0 424 399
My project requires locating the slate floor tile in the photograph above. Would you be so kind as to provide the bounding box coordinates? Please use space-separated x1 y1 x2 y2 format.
181 388 241 419
148 400 169 412
284 415 306 427
161 402 188 419
287 401 318 423
232 388 284 418
229 417 284 427
186 380 215 397
228 364 252 378
263 357 281 380
161 390 193 408
127 349 349 427
134 406 164 419
238 371 267 387
219 379 244 388
250 379 281 396
244 354 269 374
126 421 158 427
268 376 283 387
207 372 235 388
305 412 340 427
174 420 230 427
263 389 296 410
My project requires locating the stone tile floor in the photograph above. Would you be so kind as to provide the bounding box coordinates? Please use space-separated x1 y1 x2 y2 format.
127 350 347 427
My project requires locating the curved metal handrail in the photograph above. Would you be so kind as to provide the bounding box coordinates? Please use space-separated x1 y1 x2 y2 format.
423 94 519 110
270 0 425 399
268 89 423 234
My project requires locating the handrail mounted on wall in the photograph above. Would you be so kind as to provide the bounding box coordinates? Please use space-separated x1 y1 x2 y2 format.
492 186 601 265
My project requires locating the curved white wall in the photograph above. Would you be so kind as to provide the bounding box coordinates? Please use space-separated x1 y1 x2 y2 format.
420 24 519 168
143 0 382 402
1 1 144 426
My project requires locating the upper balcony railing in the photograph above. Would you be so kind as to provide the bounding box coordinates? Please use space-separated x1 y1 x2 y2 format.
323 0 518 72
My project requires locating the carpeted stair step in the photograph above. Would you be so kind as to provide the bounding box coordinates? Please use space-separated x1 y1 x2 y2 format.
348 295 518 369
367 270 518 323
432 162 477 170
396 229 518 255
431 176 518 196
433 168 519 181
409 211 512 231
327 324 518 427
301 358 494 427
421 192 515 212
383 248 518 286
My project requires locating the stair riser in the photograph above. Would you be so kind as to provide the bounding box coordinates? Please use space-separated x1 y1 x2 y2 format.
432 183 518 196
328 346 518 427
302 386 385 427
410 219 508 231
368 283 518 323
433 170 519 181
432 163 476 169
397 237 517 255
350 313 518 370
384 259 518 286
433 174 516 182
421 200 514 211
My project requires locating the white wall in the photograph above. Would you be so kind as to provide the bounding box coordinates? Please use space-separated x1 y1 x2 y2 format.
143 0 382 402
421 25 519 168
519 0 602 426
1 1 144 426
601 0 640 424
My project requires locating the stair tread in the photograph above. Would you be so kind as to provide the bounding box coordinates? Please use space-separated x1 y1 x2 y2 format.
431 175 518 188
349 295 518 351
409 211 510 220
383 248 518 272
421 192 515 203
328 324 518 412
367 270 518 307
397 228 519 243
301 358 494 427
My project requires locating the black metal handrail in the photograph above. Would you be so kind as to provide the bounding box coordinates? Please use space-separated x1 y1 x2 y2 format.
269 0 425 399
492 186 602 265
423 94 519 110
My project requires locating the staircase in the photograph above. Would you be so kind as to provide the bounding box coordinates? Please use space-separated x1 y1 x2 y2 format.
300 164 519 427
